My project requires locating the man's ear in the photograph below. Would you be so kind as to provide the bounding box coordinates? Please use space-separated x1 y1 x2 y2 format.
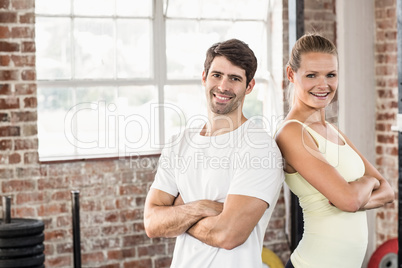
286 66 294 83
202 71 207 86
245 79 255 95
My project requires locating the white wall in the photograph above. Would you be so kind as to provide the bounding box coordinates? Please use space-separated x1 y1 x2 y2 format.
336 0 376 267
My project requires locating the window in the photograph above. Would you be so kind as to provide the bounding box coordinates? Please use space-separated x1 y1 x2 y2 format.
35 0 280 161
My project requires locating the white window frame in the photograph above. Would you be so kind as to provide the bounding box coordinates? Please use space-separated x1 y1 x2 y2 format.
36 0 277 162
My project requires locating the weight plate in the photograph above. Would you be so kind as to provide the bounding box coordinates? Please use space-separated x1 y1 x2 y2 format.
0 244 44 258
0 253 44 268
0 233 44 248
368 238 398 268
0 219 44 238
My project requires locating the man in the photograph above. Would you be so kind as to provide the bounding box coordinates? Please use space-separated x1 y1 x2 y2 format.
144 39 284 267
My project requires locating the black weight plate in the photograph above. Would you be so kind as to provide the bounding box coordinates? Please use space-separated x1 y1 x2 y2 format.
0 219 44 238
0 244 44 258
0 253 44 268
0 233 44 248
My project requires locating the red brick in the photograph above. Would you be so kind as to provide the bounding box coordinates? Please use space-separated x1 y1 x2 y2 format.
55 215 71 227
50 190 71 201
21 69 35 80
82 252 105 265
24 151 38 164
0 139 11 150
44 256 71 267
0 55 10 66
23 97 37 108
21 41 35 52
16 191 44 204
38 177 67 190
0 98 19 109
11 0 34 10
0 168 13 179
0 26 10 38
56 242 73 254
0 126 20 137
15 206 35 217
0 70 19 80
0 41 19 51
0 84 11 94
8 152 20 163
122 234 148 247
0 11 16 22
2 179 35 192
11 111 37 122
102 225 129 236
138 244 166 258
19 12 34 24
11 26 34 38
155 256 173 268
21 124 37 136
15 83 36 94
16 166 41 178
38 203 68 217
124 259 152 268
11 55 35 67
0 0 9 9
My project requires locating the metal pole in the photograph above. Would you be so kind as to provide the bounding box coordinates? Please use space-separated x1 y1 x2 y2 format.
71 190 82 268
288 0 304 252
2 196 11 224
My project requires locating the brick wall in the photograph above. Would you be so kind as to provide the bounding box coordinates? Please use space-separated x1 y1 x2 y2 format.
0 1 289 267
374 0 398 246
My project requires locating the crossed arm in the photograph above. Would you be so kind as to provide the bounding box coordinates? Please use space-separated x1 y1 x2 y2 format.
275 122 394 212
144 188 268 249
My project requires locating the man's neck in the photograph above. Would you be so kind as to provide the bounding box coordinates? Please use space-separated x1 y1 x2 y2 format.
201 112 247 136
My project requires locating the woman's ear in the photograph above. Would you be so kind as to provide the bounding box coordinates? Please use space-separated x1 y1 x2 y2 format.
286 66 294 83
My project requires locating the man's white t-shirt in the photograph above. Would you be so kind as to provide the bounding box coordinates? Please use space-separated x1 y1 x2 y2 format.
151 120 284 268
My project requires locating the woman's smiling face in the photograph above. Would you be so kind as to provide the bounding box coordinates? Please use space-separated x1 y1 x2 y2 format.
288 52 338 109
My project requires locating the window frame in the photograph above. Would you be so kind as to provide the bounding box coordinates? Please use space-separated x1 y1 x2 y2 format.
36 0 274 162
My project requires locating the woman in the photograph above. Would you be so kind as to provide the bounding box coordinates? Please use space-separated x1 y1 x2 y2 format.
275 33 394 268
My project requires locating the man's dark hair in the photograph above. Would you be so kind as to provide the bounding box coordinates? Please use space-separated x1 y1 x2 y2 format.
204 39 257 86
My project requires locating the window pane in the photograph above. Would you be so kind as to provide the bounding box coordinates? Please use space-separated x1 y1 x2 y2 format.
233 0 268 20
73 0 114 16
36 18 71 80
199 0 237 19
38 87 76 158
116 0 152 17
74 19 115 79
164 85 206 141
35 0 71 15
75 87 117 156
116 19 152 79
117 86 159 154
166 19 230 79
165 0 200 18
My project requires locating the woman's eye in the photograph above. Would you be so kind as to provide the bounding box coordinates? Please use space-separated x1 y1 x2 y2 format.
327 73 336 78
306 74 315 78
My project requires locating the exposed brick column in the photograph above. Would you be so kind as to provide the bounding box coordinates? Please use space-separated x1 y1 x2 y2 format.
0 0 39 216
374 0 398 246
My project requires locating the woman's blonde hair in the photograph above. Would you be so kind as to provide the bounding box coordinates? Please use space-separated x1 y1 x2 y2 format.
286 33 338 108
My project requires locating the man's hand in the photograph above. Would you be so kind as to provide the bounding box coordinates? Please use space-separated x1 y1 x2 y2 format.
144 189 223 238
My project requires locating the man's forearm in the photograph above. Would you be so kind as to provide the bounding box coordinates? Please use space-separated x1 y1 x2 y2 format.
144 199 223 238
